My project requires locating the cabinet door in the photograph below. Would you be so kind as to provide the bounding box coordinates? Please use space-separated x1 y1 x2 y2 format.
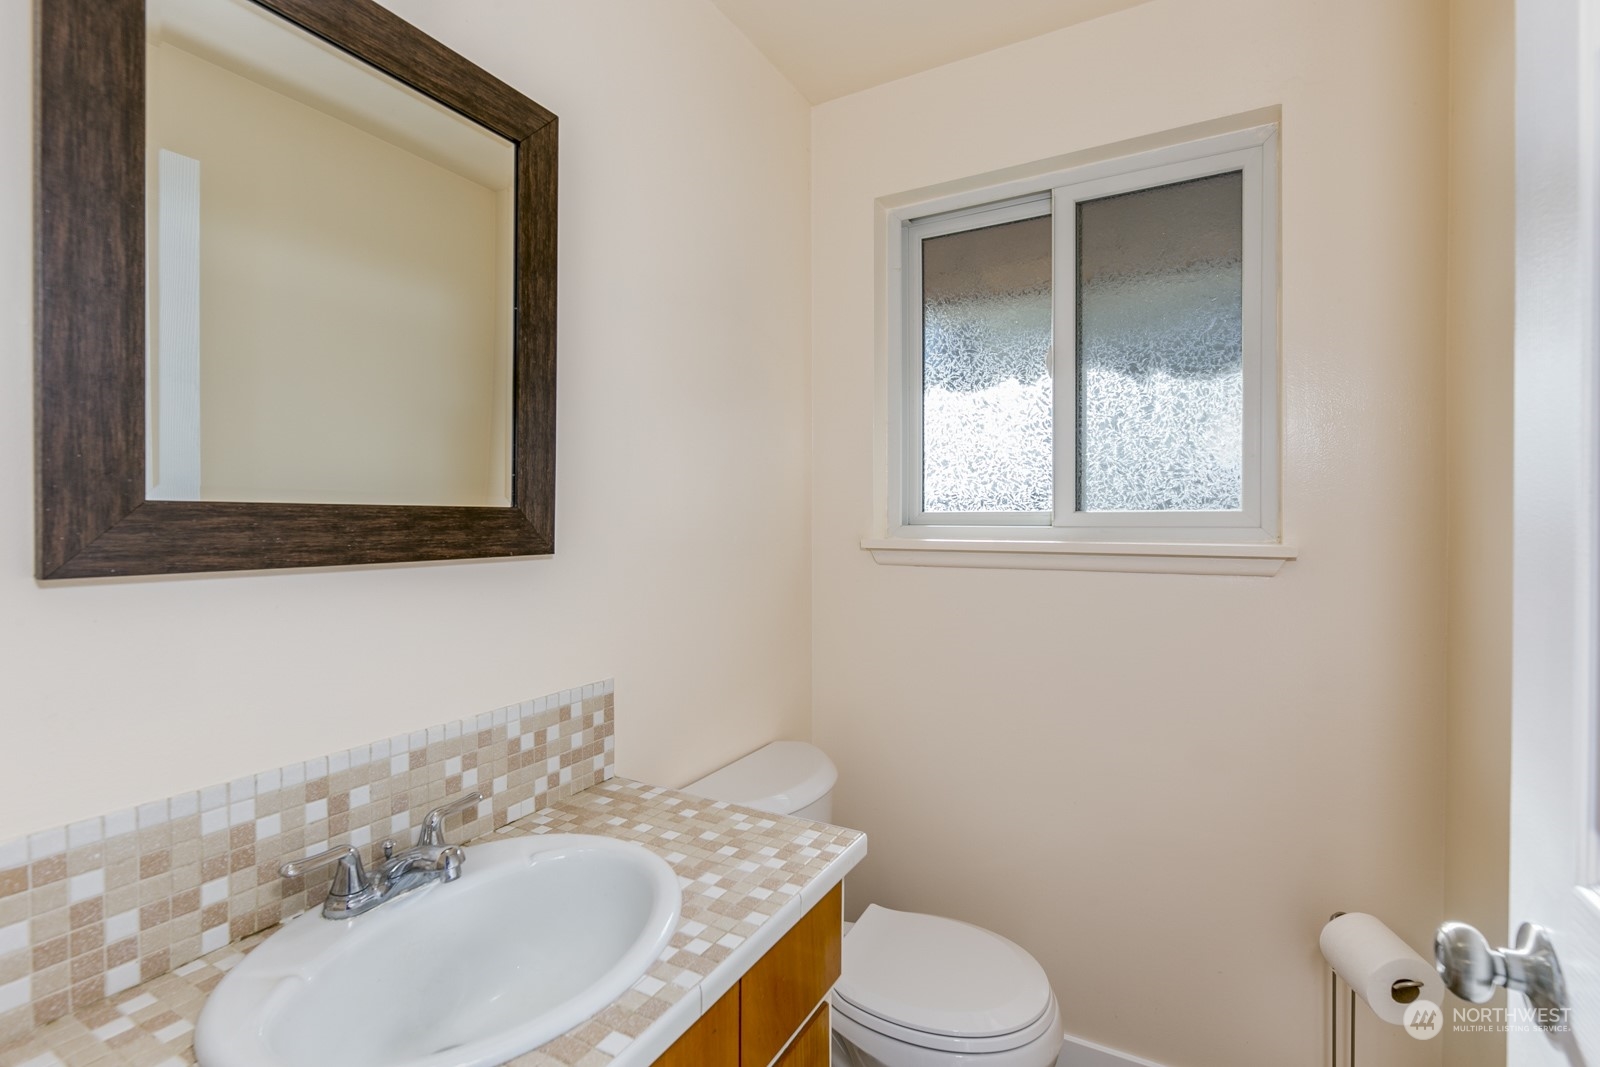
772 1003 831 1067
653 986 739 1067
740 884 842 1066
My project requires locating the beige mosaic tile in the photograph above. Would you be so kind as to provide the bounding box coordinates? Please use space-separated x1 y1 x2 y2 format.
0 779 865 1067
0 682 614 1034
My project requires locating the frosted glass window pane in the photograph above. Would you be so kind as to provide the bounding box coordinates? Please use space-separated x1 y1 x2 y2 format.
1077 172 1243 512
921 215 1052 513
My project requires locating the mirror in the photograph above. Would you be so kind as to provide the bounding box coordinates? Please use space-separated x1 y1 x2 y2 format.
146 0 516 507
36 0 557 578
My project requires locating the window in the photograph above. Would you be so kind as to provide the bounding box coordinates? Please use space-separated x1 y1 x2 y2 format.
874 124 1289 574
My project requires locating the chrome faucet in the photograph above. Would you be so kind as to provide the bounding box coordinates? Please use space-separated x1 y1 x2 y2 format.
281 791 484 919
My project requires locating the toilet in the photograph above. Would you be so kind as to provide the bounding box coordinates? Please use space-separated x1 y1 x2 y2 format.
685 742 1064 1067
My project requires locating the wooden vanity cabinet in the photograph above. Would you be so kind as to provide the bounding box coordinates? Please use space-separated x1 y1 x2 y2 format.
770 1002 831 1067
654 987 739 1065
653 884 841 1067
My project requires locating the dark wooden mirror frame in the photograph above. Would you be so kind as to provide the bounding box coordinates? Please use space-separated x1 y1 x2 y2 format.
35 0 557 579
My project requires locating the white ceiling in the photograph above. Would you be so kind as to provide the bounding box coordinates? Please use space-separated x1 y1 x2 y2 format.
707 0 1155 104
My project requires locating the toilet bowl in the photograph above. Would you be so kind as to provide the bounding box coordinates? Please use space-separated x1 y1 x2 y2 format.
684 742 1064 1067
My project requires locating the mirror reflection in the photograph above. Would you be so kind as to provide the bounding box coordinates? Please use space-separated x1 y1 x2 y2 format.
144 0 515 507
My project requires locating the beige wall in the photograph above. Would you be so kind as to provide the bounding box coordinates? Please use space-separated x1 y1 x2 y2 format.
0 0 811 841
809 2 1449 1065
1442 1 1515 1064
149 41 509 506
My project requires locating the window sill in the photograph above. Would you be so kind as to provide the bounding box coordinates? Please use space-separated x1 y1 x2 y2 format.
860 536 1298 576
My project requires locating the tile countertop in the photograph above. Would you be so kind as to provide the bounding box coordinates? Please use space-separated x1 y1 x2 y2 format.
0 778 868 1067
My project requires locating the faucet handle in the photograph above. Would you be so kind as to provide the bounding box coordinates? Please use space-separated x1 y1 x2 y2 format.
417 791 484 848
279 844 373 901
435 845 466 883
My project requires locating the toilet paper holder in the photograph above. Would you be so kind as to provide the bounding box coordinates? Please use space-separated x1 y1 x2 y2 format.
1326 912 1427 1067
1390 978 1425 1004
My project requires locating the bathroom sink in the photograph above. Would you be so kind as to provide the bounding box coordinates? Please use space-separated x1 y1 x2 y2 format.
195 834 681 1067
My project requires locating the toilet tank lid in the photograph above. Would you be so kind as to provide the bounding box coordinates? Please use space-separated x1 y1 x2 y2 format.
682 741 837 816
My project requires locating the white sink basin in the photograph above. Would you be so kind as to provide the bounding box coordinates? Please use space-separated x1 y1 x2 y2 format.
195 834 681 1067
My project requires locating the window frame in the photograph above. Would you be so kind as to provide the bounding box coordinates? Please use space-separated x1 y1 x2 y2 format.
886 124 1281 549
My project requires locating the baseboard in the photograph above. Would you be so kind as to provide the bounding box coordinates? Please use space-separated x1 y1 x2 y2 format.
1058 1032 1174 1067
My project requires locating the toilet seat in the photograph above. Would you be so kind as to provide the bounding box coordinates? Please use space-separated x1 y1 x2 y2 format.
833 905 1057 1055
833 991 1061 1056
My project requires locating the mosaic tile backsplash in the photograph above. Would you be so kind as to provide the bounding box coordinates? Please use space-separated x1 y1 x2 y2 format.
0 681 615 1048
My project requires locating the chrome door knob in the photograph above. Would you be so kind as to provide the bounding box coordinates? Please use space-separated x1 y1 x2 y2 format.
1435 921 1568 1019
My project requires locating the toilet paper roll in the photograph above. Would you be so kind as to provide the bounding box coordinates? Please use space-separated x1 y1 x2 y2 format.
1319 912 1443 1025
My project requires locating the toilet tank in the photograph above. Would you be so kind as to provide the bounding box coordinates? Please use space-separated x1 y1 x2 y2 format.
682 741 837 822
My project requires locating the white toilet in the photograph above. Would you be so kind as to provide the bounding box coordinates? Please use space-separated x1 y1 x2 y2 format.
685 742 1064 1067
